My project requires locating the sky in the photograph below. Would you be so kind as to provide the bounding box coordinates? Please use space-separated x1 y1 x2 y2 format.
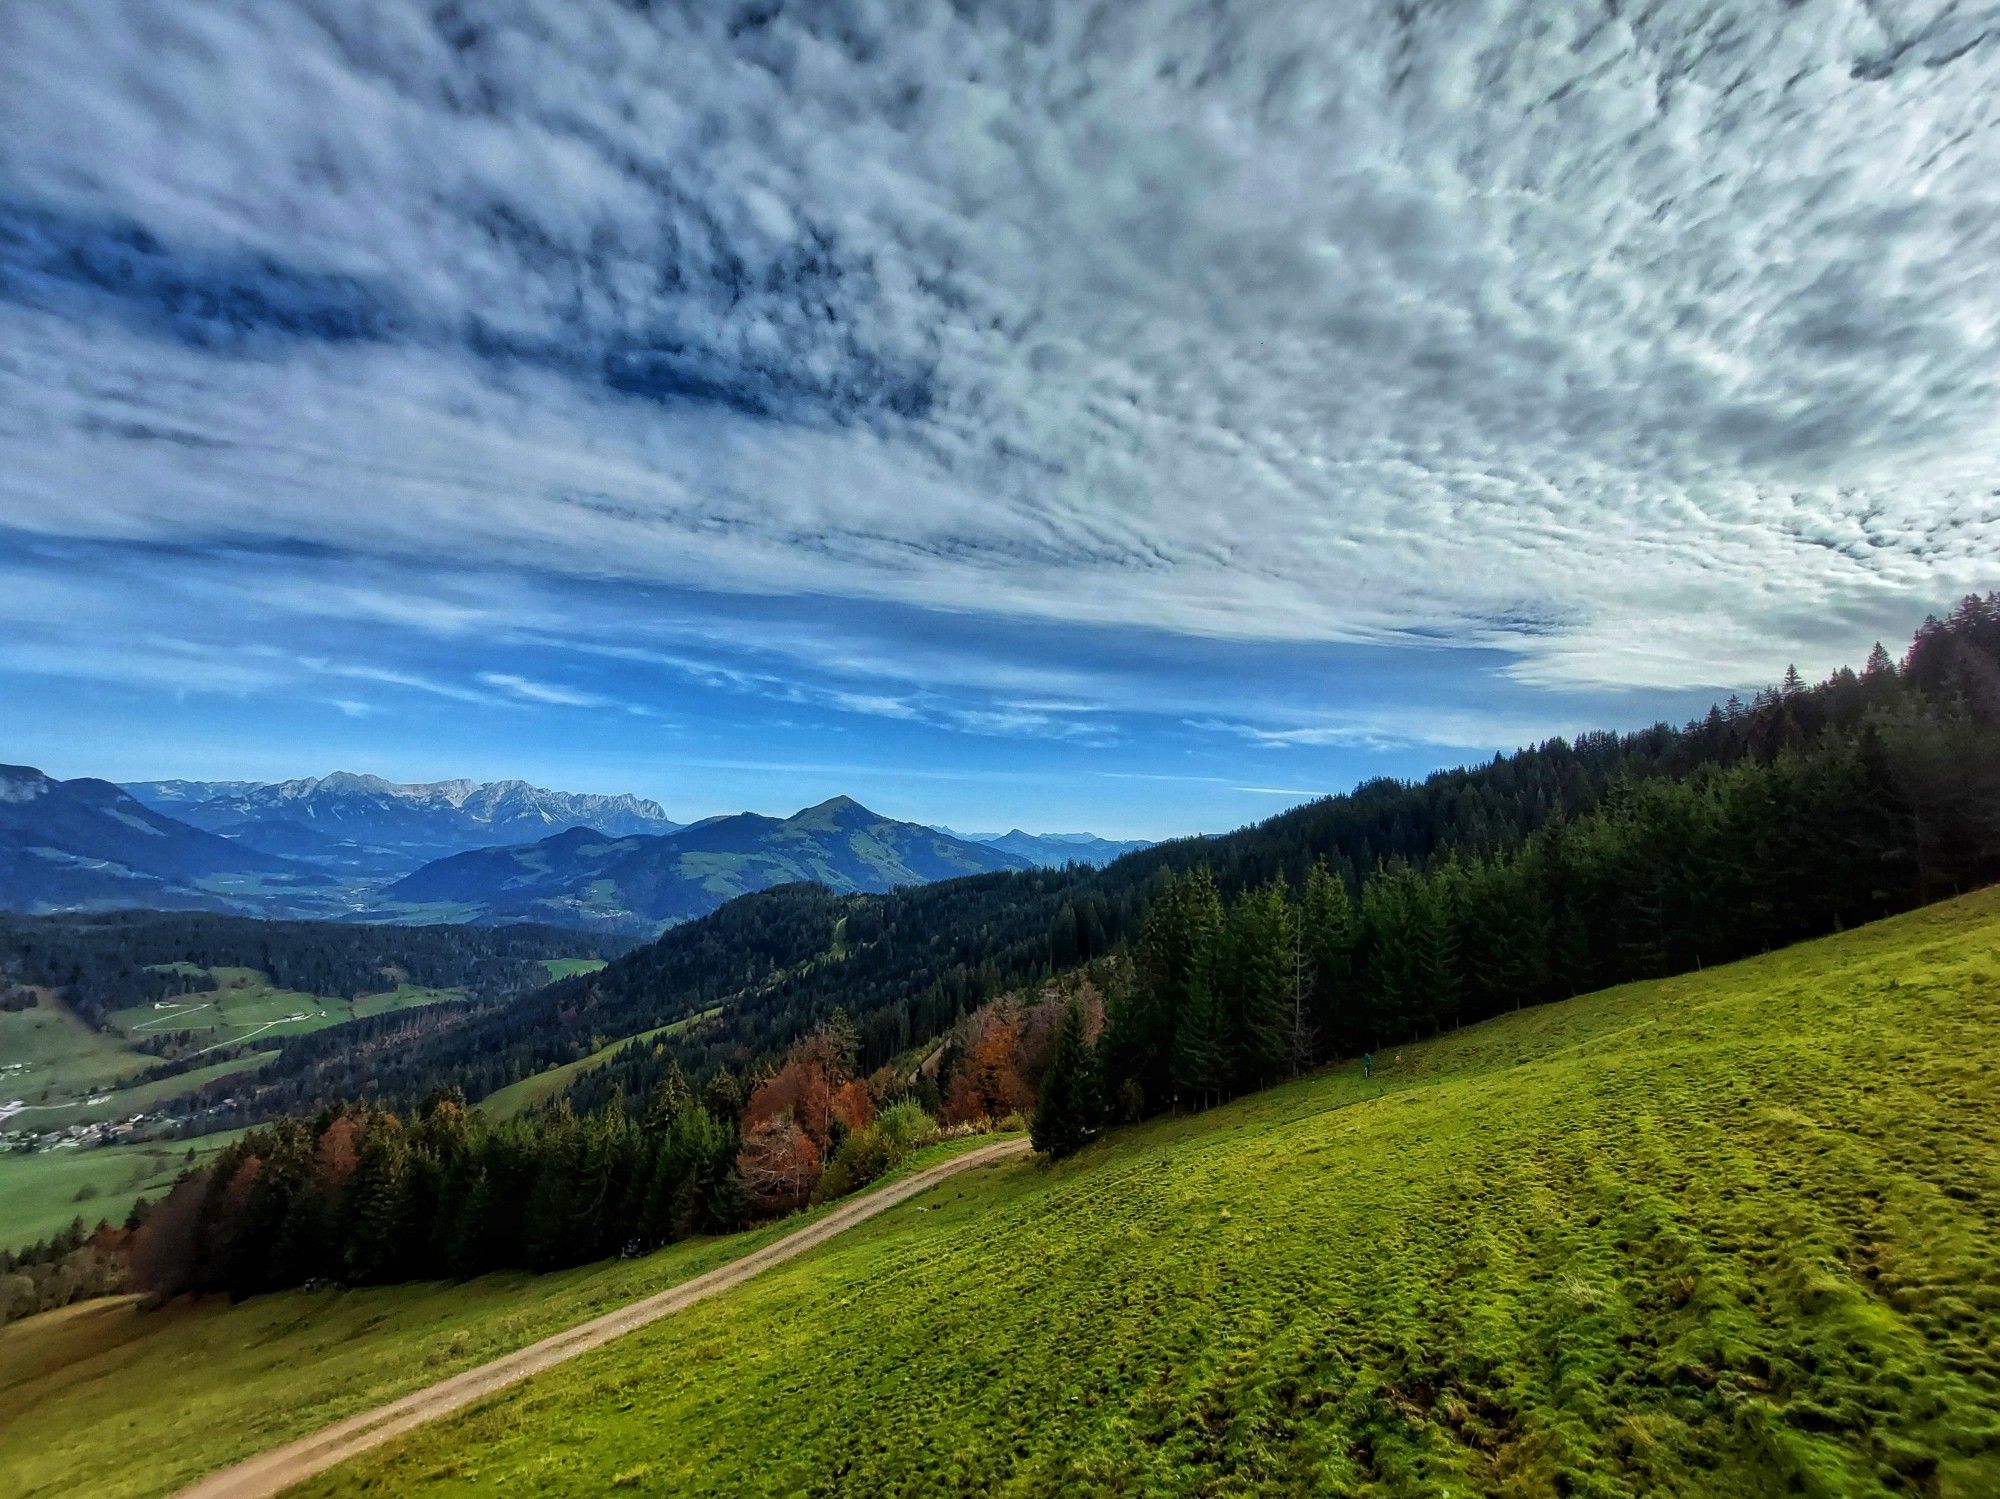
2 1 1996 839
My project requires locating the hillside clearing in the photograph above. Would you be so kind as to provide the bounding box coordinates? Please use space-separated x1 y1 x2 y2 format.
0 1136 1009 1499
302 887 2000 1499
476 1005 722 1121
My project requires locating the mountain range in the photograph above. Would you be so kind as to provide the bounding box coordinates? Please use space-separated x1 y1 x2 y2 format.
0 765 302 914
123 772 682 864
380 795 1034 929
3 766 1149 930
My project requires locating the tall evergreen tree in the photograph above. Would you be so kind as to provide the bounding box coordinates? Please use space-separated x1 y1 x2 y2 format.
340 1117 408 1284
1417 857 1465 1032
1031 1000 1102 1159
1170 966 1229 1108
1300 859 1357 1054
1223 878 1293 1090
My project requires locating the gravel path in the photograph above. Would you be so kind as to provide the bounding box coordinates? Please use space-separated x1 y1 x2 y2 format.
173 1136 1032 1499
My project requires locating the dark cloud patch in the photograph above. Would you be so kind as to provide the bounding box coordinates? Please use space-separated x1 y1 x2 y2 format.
0 199 394 348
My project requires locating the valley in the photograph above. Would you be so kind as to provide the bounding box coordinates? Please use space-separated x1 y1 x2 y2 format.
0 917 615 1251
13 16 2000 1497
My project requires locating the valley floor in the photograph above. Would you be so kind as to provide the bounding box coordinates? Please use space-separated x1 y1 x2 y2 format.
7 888 2000 1497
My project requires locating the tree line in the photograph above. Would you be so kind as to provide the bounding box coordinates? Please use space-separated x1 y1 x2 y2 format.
123 1015 953 1300
38 596 2000 1294
0 912 614 1030
1030 610 2000 1150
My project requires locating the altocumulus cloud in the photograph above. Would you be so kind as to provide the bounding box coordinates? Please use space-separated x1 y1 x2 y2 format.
2 0 1998 706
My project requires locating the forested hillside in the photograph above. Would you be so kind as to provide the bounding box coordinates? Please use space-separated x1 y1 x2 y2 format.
375 795 1032 931
0 913 619 1030
166 596 2000 1137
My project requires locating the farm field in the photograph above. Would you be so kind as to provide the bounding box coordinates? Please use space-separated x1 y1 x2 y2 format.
3 1053 277 1135
3 965 472 1251
0 995 150 1106
290 886 2000 1499
5 967 467 1132
0 1132 243 1252
106 967 461 1050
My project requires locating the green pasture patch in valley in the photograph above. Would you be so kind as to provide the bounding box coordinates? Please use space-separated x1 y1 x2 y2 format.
0 1131 243 1253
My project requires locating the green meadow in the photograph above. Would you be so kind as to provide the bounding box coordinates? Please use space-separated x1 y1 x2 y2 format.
537 956 607 982
0 1137 1005 1499
3 966 468 1251
477 1005 721 1121
0 1133 243 1252
107 966 459 1049
4 888 1998 1497
0 996 150 1104
310 887 2000 1499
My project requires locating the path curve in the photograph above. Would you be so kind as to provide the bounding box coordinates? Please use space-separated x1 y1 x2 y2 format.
175 1136 1032 1499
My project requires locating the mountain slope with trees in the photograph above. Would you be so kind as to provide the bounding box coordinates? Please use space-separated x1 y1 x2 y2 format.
0 767 300 914
376 796 1033 931
165 596 2000 1138
9 884 1997 1499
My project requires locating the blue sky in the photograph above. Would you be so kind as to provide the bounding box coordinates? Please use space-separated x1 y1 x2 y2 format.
3 2 1996 838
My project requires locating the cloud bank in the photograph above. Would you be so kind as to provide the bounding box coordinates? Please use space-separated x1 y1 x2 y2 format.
2 0 1997 736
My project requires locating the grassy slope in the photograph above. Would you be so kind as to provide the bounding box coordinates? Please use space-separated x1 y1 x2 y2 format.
107 966 460 1048
0 995 149 1103
0 1133 244 1251
0 1137 1005 1499
537 957 606 982
477 1006 721 1121
286 887 2000 1499
6 1053 279 1133
2 892 1995 1497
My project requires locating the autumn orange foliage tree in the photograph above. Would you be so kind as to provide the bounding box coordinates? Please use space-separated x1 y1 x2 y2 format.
942 1011 1031 1124
735 1115 822 1215
743 1057 834 1145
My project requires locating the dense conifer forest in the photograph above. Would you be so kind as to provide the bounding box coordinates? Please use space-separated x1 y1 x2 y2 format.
0 912 617 1029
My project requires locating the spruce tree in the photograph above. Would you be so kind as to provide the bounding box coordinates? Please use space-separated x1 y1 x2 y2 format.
340 1118 408 1284
1419 857 1465 1032
1300 859 1356 1054
1031 1000 1101 1158
1224 878 1293 1090
1170 967 1229 1108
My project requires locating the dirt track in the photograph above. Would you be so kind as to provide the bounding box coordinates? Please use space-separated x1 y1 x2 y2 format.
173 1136 1032 1499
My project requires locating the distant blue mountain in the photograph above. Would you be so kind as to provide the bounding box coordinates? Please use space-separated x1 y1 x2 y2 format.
381 796 1034 931
0 764 295 913
943 828 1154 868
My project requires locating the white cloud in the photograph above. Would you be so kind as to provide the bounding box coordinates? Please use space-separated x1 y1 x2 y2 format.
477 671 623 709
3 0 1998 700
